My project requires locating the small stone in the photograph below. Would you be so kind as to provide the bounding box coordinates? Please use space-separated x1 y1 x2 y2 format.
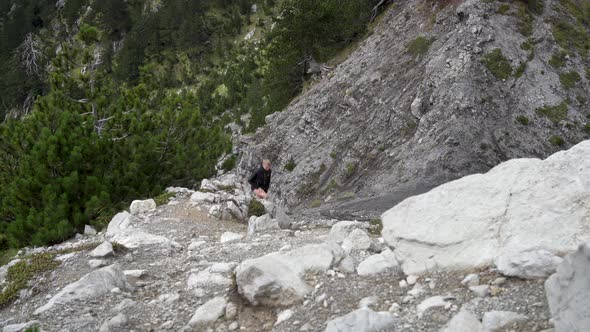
407 275 418 285
228 321 239 331
402 296 413 304
469 285 490 298
275 309 294 326
220 232 244 244
461 274 480 287
89 242 114 258
388 303 400 312
123 270 147 278
490 285 502 296
407 284 425 298
399 280 408 288
188 241 206 251
358 296 379 309
491 277 506 286
225 302 238 320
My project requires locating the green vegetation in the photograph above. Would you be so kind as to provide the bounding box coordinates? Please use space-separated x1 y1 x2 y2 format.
369 218 383 235
406 36 433 58
482 49 513 80
497 4 511 14
552 19 590 57
320 179 340 195
548 135 566 146
559 71 581 89
516 2 534 36
514 62 527 78
577 94 587 105
516 115 530 125
247 199 266 217
0 0 384 250
297 163 327 198
221 155 238 172
285 158 297 172
154 192 175 206
0 253 60 307
345 163 357 177
584 124 590 134
526 0 545 15
549 51 567 68
0 249 18 267
309 199 322 208
536 102 568 123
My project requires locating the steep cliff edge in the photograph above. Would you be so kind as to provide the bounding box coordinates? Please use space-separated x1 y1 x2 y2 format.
237 0 590 217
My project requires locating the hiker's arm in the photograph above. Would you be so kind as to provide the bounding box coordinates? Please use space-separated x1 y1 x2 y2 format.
248 170 258 186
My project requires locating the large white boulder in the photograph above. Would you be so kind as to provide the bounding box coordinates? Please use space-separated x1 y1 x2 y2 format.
545 243 590 332
34 264 131 314
382 141 590 275
324 308 398 332
236 243 344 307
129 199 156 215
105 211 178 249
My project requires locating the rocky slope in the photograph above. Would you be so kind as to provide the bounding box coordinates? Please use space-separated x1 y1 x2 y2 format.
236 0 590 218
1 140 589 332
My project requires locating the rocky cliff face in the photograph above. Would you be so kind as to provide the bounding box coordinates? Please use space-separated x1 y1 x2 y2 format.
238 0 590 216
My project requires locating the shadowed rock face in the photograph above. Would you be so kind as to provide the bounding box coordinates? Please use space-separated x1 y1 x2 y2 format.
236 0 590 214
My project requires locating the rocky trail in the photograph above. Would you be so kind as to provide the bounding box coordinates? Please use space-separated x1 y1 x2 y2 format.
1 141 589 332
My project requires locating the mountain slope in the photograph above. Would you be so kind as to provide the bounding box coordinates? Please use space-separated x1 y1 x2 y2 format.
237 0 590 217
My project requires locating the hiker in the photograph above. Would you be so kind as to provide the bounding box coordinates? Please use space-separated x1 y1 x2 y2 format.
249 159 272 199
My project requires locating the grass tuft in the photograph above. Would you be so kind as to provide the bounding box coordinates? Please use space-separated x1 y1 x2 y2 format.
482 49 513 80
536 102 568 123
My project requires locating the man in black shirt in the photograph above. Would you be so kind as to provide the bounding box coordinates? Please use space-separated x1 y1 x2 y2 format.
249 159 272 199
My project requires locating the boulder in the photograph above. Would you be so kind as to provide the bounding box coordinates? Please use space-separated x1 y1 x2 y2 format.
382 141 590 274
200 179 218 191
89 241 114 258
341 229 372 253
84 225 97 235
88 259 107 269
545 244 590 332
440 310 483 332
129 199 156 215
105 211 178 249
482 311 528 332
259 200 276 217
495 249 563 279
328 221 366 244
276 209 292 229
236 243 343 307
34 264 131 314
356 249 400 276
220 232 244 244
186 296 227 327
208 205 222 218
191 191 217 204
247 214 279 236
324 308 397 332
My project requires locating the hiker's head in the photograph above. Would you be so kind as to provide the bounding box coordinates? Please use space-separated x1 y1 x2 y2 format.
262 159 271 171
